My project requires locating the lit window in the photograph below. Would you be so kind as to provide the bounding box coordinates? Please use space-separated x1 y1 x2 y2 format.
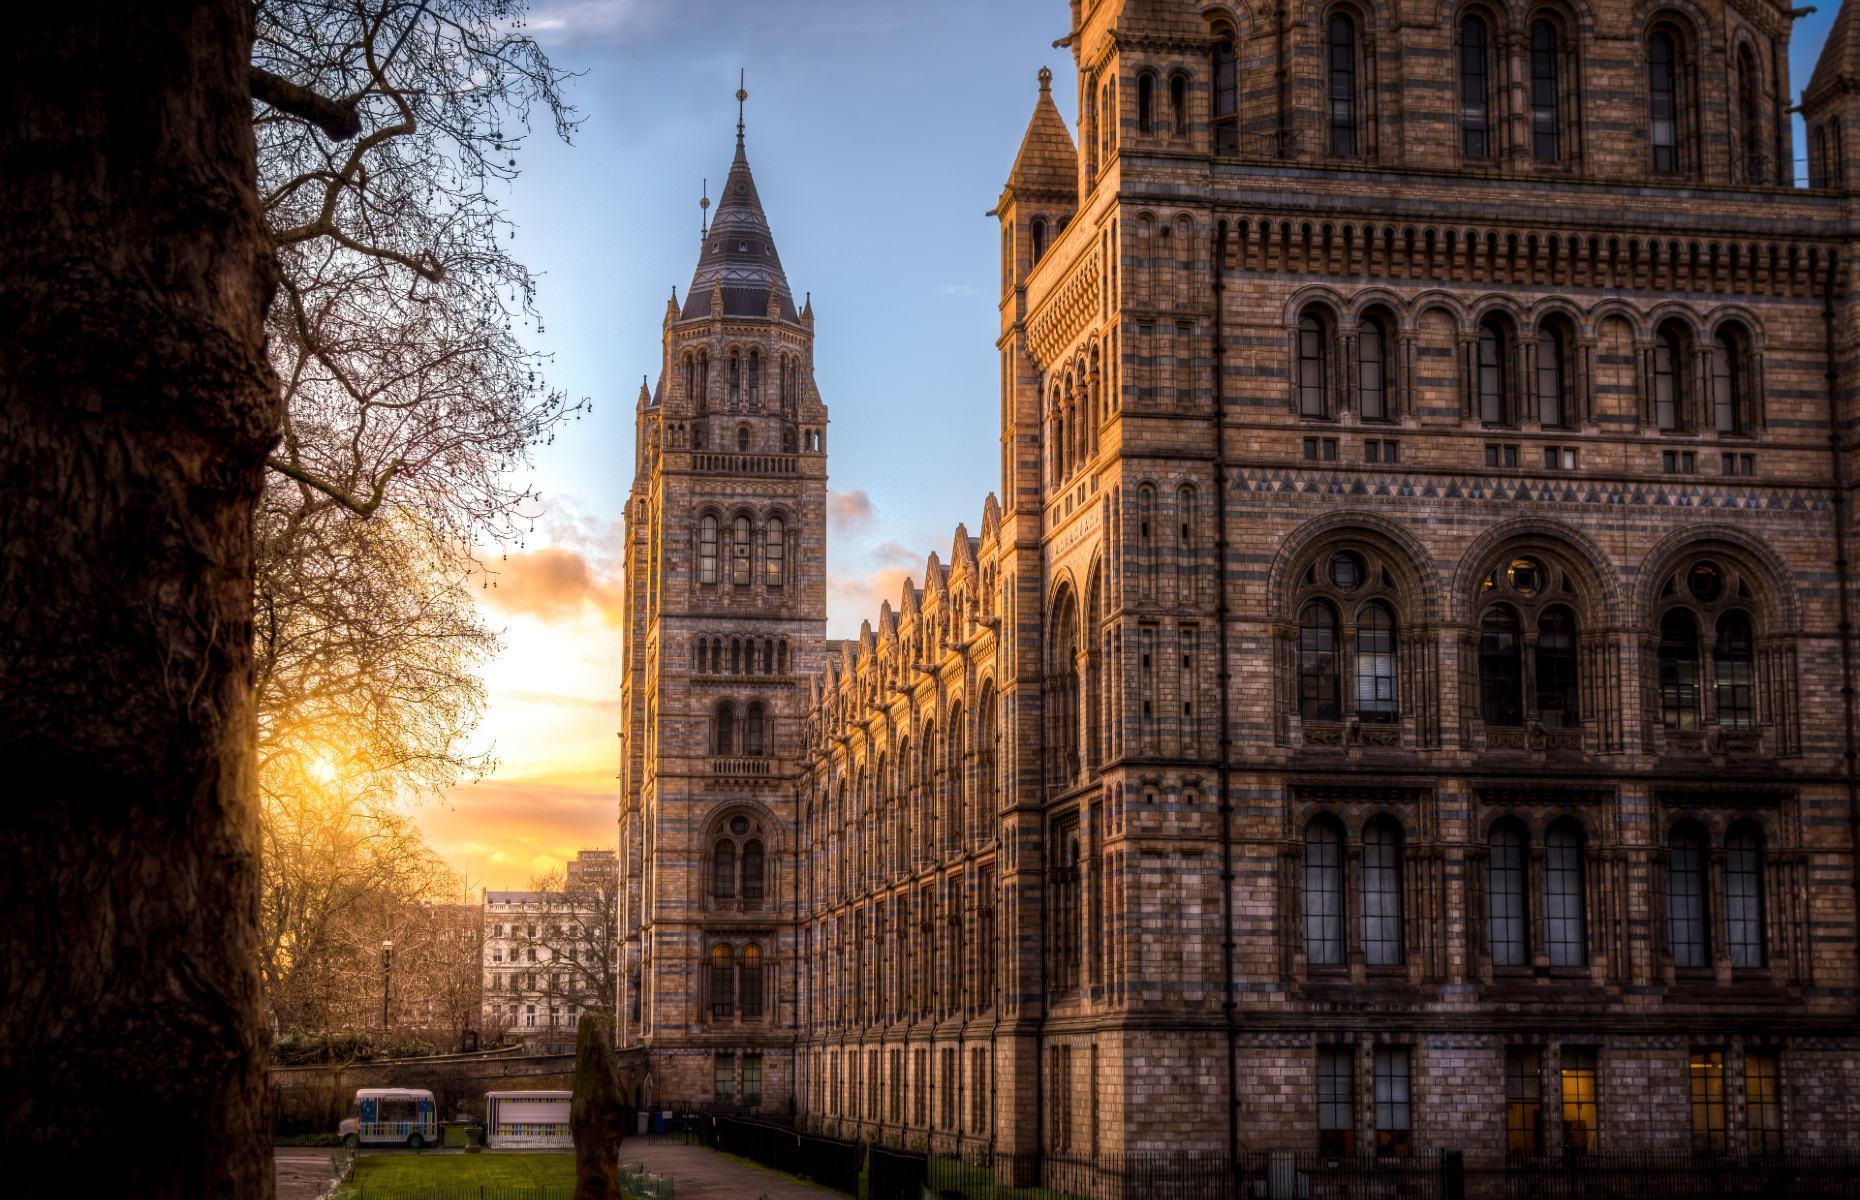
1560 1048 1598 1152
1689 1050 1727 1154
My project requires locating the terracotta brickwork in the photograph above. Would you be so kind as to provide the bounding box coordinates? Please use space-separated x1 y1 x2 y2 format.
772 0 1860 1169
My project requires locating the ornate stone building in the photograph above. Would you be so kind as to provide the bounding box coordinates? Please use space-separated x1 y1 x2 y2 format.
775 0 1860 1171
616 103 828 1110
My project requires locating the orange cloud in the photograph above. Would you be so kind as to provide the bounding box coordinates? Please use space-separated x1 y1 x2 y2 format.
828 489 875 532
481 546 624 626
829 566 919 636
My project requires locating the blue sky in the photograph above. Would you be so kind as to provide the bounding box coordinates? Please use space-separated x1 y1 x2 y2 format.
433 0 1845 889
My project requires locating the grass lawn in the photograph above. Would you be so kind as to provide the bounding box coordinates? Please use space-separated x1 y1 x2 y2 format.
336 1152 575 1198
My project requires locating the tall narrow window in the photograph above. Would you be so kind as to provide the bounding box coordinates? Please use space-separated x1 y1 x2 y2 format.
1535 607 1580 729
1488 821 1529 966
1459 15 1491 159
1737 47 1762 181
745 702 767 757
732 515 752 586
1480 607 1524 726
1355 601 1398 723
714 701 735 756
714 1053 735 1101
710 944 735 1017
1359 315 1391 420
1544 821 1588 967
1137 73 1154 135
1649 31 1681 175
1654 326 1685 431
696 351 709 411
740 944 765 1017
1478 322 1508 425
729 351 741 405
1304 820 1346 966
1560 1049 1599 1152
742 838 766 902
1689 1050 1727 1153
743 1054 763 1105
1328 14 1359 157
1658 609 1701 730
1373 1048 1412 1156
1725 825 1765 968
1299 602 1342 721
747 349 760 408
1530 21 1562 163
714 839 736 899
1505 1048 1544 1154
699 515 720 585
1318 1047 1356 1156
1536 325 1568 426
1299 315 1330 418
1714 610 1756 731
1030 217 1047 263
1362 819 1404 966
1214 37 1239 154
765 516 786 587
1669 823 1711 968
1745 1050 1782 1155
1712 330 1748 435
1170 73 1189 139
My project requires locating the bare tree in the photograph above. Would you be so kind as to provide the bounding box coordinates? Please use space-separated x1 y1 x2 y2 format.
1 5 284 1195
523 868 622 1018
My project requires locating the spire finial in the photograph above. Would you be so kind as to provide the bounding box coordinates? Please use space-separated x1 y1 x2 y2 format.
736 69 748 145
1038 66 1052 94
699 177 710 241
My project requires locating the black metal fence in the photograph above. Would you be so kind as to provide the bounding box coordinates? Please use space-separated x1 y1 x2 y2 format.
1476 1152 1860 1199
688 1114 862 1195
348 1189 572 1200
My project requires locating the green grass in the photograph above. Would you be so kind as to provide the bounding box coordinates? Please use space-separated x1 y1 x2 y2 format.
336 1152 575 1199
923 1155 1083 1200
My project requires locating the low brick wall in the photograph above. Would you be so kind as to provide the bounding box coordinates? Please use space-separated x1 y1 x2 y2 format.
269 1049 575 1135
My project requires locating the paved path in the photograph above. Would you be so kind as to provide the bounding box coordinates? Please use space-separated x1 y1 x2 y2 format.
623 1135 841 1200
275 1147 339 1200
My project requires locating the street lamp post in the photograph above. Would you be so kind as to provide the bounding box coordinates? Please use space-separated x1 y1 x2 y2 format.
381 939 393 1034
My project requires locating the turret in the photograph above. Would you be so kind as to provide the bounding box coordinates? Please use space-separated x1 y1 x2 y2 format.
1804 0 1859 190
991 67 1078 299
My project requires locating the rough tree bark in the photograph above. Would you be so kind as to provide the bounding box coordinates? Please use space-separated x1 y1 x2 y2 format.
0 4 280 1197
570 1014 626 1200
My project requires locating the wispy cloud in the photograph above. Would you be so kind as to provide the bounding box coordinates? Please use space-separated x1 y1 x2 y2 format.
480 545 625 626
938 283 982 299
828 488 876 532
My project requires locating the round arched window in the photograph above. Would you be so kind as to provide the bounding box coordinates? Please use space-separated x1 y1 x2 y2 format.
1688 561 1723 603
1329 550 1365 589
1506 557 1542 596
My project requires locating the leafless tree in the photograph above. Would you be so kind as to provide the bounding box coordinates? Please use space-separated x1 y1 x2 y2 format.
522 868 622 1018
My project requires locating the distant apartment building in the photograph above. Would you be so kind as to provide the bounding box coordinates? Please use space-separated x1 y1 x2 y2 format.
481 850 619 1042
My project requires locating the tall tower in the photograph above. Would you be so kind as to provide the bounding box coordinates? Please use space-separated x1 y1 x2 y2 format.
617 83 828 1112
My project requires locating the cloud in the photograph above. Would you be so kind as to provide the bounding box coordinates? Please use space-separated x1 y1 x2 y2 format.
872 541 919 568
481 545 624 626
938 283 982 299
521 0 654 45
828 489 875 532
830 566 917 621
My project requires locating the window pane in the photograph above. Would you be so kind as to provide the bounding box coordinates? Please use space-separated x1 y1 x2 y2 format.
1659 609 1701 730
1745 1050 1783 1155
1535 607 1580 729
1480 607 1524 726
1329 16 1358 156
1479 327 1506 424
1362 821 1404 966
1305 822 1346 965
1374 1048 1412 1156
1354 601 1398 723
1460 17 1490 158
1670 826 1710 968
1654 333 1681 431
1299 317 1329 417
1650 33 1679 174
1544 823 1588 967
1489 823 1529 966
1300 602 1341 721
714 840 735 899
1531 21 1561 163
1689 1051 1727 1154
1318 1047 1356 1156
1714 610 1756 732
1537 328 1565 426
1725 827 1765 968
1506 1048 1544 1155
1560 1048 1599 1153
1359 321 1387 420
765 518 785 586
715 1054 735 1102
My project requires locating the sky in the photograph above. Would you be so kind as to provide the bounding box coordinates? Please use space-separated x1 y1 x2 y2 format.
419 0 1846 891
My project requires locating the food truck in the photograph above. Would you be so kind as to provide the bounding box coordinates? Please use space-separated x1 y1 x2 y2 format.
337 1087 438 1148
484 1090 574 1149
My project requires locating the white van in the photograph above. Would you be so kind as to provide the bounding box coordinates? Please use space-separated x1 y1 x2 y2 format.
337 1087 438 1149
484 1090 574 1149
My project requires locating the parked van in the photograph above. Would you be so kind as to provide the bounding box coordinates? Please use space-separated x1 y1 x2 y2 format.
337 1087 438 1149
484 1090 573 1149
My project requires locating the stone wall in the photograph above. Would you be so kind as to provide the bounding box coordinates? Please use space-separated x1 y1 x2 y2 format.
268 1050 581 1134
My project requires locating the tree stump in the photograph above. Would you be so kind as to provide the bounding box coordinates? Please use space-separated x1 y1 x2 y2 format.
571 1013 626 1200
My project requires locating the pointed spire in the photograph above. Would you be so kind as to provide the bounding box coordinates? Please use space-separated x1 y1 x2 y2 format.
1807 0 1860 108
736 69 748 149
997 66 1078 211
680 72 798 322
698 178 710 241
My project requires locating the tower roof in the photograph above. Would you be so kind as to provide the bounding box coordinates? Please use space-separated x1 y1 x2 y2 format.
997 67 1077 209
682 123 798 322
1807 0 1860 108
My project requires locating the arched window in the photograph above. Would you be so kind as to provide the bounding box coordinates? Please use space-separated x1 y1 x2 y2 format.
684 353 695 400
1736 46 1762 181
728 350 741 404
1477 319 1509 425
732 515 752 586
782 426 797 454
765 516 786 587
1536 323 1569 427
1358 312 1392 420
1544 820 1587 966
1031 217 1047 263
1654 323 1687 431
1658 608 1701 730
1714 610 1756 731
1725 824 1765 968
714 840 737 899
747 349 760 407
1487 820 1529 966
1298 313 1331 418
1535 606 1580 729
713 701 735 755
739 944 765 1017
1815 124 1831 187
1137 72 1154 135
1480 607 1524 726
745 702 768 757
730 638 742 674
1668 823 1710 967
1298 602 1342 721
1459 14 1492 159
692 424 706 451
1170 73 1189 138
1362 819 1404 965
1648 29 1682 175
699 515 720 585
1712 328 1751 435
1213 36 1239 154
1327 12 1360 157
1530 19 1562 163
1304 819 1346 965
709 943 735 1017
736 425 750 453
1355 601 1398 723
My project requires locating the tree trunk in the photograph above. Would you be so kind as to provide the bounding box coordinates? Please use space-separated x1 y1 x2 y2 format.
0 4 278 1197
571 1014 625 1200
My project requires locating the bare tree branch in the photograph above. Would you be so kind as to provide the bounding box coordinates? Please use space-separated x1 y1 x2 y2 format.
250 66 361 140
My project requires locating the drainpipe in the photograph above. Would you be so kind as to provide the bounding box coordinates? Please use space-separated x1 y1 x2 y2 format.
1212 219 1241 1173
1822 255 1860 980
